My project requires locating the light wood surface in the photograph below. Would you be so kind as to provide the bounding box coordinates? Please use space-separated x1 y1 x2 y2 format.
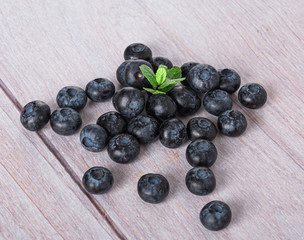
1 1 304 239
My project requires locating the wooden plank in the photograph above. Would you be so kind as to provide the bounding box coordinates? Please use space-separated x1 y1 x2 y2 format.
1 0 304 239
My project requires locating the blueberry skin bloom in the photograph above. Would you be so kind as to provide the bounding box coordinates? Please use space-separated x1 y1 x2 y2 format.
187 64 219 93
150 57 173 72
200 201 232 231
107 134 140 164
50 107 82 136
124 43 152 61
146 94 177 121
96 111 127 137
20 100 51 131
238 83 267 109
203 89 233 116
112 87 145 119
159 118 186 148
185 167 216 195
218 68 241 94
168 85 201 116
127 115 159 144
56 86 87 111
85 78 115 102
137 173 170 204
218 110 247 137
80 124 108 152
82 167 114 194
186 139 217 167
187 117 217 141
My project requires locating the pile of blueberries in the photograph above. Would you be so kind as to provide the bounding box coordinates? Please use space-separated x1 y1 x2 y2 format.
20 43 267 231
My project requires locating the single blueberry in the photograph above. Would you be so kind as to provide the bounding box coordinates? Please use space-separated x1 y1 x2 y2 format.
187 117 217 141
150 57 173 72
186 139 217 167
238 83 267 109
124 43 152 61
218 110 247 137
50 107 82 136
85 78 115 102
116 60 131 87
80 124 108 152
203 89 233 116
82 167 114 194
200 201 232 231
137 173 169 204
159 118 186 148
146 94 177 121
107 134 140 164
185 167 216 195
181 62 199 86
96 111 127 137
56 86 87 111
20 100 50 131
218 68 241 94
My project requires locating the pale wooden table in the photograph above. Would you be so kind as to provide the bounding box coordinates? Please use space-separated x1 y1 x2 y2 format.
1 1 304 239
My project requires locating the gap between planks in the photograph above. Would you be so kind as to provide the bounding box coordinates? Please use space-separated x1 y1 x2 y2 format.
0 78 128 240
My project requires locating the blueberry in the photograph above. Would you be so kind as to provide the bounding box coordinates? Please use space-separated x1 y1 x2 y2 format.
186 139 217 167
20 100 51 131
187 117 217 141
159 118 186 148
185 167 216 195
85 78 115 102
124 43 152 61
107 134 140 164
203 89 233 116
200 201 232 231
50 107 82 136
218 110 247 137
181 62 199 78
137 173 169 204
150 57 173 72
116 60 131 87
218 68 241 94
127 115 159 144
238 83 267 109
168 85 201 116
187 64 219 93
146 94 177 121
82 167 114 194
56 86 87 111
96 111 127 137
112 87 145 119
80 124 108 152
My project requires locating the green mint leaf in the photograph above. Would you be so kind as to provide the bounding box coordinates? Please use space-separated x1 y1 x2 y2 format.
152 90 166 94
160 84 176 93
156 67 167 85
166 67 182 79
158 77 185 90
143 88 166 95
158 65 168 69
139 65 157 89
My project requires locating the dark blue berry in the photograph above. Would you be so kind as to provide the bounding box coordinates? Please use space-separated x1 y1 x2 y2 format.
238 83 267 109
50 107 82 136
116 60 131 87
124 43 152 61
82 167 114 194
218 68 241 94
112 87 145 119
200 201 232 231
185 167 216 196
218 110 247 137
187 117 217 141
168 85 201 116
80 124 108 152
150 57 173 72
181 62 199 78
85 78 115 102
203 89 233 116
96 111 127 137
127 115 159 144
159 118 186 148
20 100 50 131
146 94 177 121
187 64 219 93
56 86 87 111
137 173 169 204
107 134 140 164
186 139 217 167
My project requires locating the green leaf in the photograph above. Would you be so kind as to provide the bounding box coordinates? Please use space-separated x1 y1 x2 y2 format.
160 84 177 93
139 65 157 89
166 67 182 79
152 90 166 95
143 88 166 95
156 67 167 85
158 78 185 90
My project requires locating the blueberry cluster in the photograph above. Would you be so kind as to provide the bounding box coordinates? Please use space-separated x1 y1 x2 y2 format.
20 42 267 232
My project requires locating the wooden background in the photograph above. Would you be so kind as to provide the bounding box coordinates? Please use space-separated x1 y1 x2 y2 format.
1 1 304 239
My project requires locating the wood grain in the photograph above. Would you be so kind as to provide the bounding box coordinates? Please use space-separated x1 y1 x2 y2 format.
1 0 304 239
